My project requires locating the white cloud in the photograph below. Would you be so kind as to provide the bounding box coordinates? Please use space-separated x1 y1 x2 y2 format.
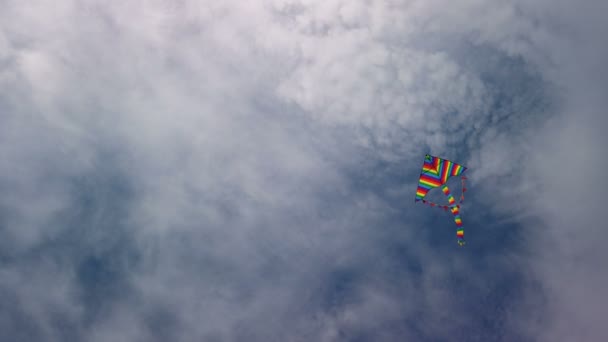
0 0 606 341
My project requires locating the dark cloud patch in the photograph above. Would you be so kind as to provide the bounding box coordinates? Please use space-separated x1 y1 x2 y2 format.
0 287 46 341
0 147 142 338
44 156 139 319
140 304 182 342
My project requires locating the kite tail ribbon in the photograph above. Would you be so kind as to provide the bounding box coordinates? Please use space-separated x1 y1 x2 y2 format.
442 185 465 246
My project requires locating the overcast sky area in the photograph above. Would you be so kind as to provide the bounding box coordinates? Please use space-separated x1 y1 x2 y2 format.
1 1 607 341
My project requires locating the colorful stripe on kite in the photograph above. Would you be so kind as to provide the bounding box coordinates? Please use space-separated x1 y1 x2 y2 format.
415 155 466 202
415 155 468 246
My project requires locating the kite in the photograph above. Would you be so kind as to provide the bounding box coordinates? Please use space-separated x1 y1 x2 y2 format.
415 154 468 246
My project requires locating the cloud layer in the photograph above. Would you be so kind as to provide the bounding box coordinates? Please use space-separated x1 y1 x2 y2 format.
1 1 606 341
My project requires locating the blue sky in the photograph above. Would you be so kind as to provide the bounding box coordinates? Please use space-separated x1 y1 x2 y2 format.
1 1 607 341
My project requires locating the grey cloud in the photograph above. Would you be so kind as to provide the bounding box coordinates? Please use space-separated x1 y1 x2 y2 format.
0 1 606 341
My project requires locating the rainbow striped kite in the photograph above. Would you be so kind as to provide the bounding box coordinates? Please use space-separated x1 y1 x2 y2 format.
415 154 468 246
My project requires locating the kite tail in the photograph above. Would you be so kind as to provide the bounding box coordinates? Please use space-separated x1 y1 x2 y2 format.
441 185 465 246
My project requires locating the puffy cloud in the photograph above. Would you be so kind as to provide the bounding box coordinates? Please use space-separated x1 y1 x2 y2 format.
0 0 606 341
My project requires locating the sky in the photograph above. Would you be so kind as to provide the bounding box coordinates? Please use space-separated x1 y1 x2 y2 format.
0 1 607 341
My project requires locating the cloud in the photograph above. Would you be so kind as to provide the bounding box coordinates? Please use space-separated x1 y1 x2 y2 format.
0 0 606 341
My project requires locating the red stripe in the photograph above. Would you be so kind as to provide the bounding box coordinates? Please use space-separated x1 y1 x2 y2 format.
441 163 449 183
423 160 436 171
